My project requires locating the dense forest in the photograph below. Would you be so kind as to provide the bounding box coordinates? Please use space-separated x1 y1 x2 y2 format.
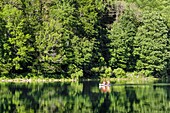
0 0 170 79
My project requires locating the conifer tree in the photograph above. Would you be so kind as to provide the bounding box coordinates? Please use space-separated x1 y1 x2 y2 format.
133 11 169 77
108 9 139 72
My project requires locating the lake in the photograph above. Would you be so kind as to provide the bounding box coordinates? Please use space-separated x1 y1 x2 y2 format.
0 80 170 113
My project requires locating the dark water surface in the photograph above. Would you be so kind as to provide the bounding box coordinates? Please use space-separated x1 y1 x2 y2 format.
0 80 170 113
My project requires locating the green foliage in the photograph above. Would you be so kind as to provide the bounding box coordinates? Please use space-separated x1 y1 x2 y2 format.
133 11 169 77
48 0 100 78
35 19 65 75
0 4 34 76
91 66 113 78
0 0 170 78
108 8 139 71
161 5 170 27
113 68 126 78
104 67 113 78
67 64 83 79
138 70 152 77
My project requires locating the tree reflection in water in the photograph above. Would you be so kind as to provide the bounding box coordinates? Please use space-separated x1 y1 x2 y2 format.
99 86 111 93
0 81 170 112
125 86 140 113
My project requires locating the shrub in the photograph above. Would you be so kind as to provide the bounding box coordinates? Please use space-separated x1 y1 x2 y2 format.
113 68 126 78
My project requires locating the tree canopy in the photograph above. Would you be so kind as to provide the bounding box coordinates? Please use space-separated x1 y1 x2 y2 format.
0 0 170 79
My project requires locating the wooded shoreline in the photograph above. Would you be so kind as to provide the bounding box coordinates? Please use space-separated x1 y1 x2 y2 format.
0 0 170 79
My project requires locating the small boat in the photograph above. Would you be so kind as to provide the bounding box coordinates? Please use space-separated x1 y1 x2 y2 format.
99 83 111 86
99 83 111 89
99 84 111 89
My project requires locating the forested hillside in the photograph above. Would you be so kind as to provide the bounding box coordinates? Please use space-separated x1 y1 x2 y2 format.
0 0 170 79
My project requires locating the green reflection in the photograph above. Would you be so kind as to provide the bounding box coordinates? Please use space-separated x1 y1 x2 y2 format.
0 81 170 113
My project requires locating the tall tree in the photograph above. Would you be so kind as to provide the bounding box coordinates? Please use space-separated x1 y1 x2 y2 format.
0 5 34 76
35 19 65 76
108 9 139 72
133 11 169 77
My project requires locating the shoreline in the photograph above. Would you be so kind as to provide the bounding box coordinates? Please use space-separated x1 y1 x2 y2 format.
0 77 159 83
0 78 78 83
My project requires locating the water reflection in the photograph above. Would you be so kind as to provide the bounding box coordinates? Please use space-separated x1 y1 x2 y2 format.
125 86 140 113
99 80 111 93
99 86 111 93
0 81 170 112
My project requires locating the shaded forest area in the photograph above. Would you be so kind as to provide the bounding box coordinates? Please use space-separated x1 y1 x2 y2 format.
0 0 170 79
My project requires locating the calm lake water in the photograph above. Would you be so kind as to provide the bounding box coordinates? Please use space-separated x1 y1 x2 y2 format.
0 80 170 113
